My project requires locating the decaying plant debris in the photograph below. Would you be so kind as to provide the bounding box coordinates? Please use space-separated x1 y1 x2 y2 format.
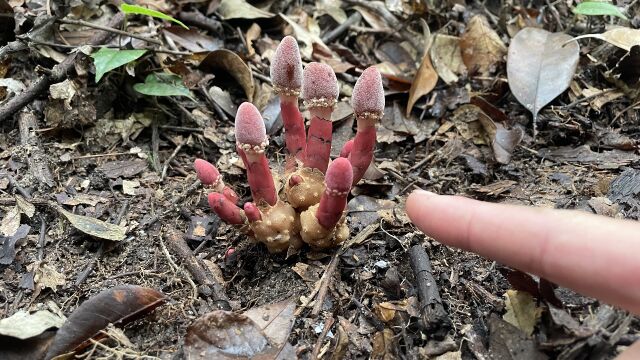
0 0 639 359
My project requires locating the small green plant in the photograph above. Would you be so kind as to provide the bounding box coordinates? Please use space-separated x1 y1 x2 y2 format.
120 4 189 29
133 73 192 99
91 48 146 82
573 1 628 20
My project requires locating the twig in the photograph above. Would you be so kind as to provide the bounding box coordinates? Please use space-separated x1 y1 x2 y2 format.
0 13 125 122
57 18 162 46
160 235 199 300
164 227 231 309
311 252 340 317
310 316 334 360
322 12 362 43
559 88 615 110
408 245 451 338
37 216 46 261
161 139 184 180
610 99 640 126
178 11 223 34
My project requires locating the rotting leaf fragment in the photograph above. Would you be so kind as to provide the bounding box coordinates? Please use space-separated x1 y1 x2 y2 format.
55 206 126 241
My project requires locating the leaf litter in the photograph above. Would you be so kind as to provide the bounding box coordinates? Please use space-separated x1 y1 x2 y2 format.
0 0 639 359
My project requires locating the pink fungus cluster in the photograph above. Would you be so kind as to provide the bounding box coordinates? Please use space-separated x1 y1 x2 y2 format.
193 36 384 253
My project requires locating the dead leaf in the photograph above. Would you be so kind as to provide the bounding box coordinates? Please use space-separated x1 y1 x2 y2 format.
45 286 166 359
538 145 640 169
244 300 296 348
217 0 274 20
372 328 399 360
199 49 255 102
1 206 20 237
488 315 548 359
163 26 222 52
279 13 332 59
98 159 148 179
406 52 438 117
430 34 466 84
570 27 640 52
56 206 126 241
503 289 542 336
184 301 296 360
0 224 29 265
30 261 66 292
0 310 65 340
507 28 579 133
475 108 524 164
15 195 34 218
122 179 140 195
459 15 507 75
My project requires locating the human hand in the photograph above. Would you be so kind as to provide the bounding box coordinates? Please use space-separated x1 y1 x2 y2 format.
405 190 640 358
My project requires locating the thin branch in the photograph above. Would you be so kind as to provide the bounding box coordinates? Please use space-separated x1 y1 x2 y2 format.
57 18 162 46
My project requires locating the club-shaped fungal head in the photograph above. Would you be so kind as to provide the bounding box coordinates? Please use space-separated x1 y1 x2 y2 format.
302 62 338 109
270 36 303 97
235 102 267 152
325 158 353 196
352 66 384 119
194 159 221 187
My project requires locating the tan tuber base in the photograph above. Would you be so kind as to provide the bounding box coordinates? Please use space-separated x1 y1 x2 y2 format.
299 204 349 249
285 167 325 210
250 201 300 253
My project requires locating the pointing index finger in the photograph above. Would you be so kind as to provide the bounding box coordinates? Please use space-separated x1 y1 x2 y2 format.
405 190 640 315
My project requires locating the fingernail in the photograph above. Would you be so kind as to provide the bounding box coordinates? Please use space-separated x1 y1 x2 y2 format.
413 189 437 197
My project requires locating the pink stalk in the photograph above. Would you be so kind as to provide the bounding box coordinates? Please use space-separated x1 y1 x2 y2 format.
194 158 239 203
316 158 353 230
302 62 338 174
235 102 278 206
349 67 384 185
208 193 244 224
243 202 262 222
339 139 354 158
271 36 306 163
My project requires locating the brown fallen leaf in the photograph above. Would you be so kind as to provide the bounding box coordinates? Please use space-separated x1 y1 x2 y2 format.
406 52 438 117
507 27 579 134
184 300 297 359
460 15 507 76
475 107 524 164
216 0 274 20
503 290 543 336
430 34 466 84
569 27 640 52
199 49 255 102
55 206 126 241
45 286 166 359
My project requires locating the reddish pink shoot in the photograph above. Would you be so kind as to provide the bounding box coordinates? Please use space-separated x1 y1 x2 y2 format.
316 158 353 229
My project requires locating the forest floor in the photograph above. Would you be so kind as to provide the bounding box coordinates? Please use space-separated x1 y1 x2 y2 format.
0 0 639 359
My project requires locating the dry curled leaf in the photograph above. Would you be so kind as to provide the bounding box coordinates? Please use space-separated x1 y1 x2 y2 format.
570 27 640 51
507 27 579 133
459 15 507 75
503 289 542 336
430 34 466 84
199 49 255 102
217 0 274 20
406 53 438 117
45 286 166 359
0 310 64 340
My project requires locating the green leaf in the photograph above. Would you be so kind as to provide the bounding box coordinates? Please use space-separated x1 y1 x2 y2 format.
573 1 628 20
133 73 191 98
120 4 189 29
91 48 147 82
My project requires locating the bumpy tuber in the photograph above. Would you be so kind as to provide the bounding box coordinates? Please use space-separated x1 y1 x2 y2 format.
194 37 384 253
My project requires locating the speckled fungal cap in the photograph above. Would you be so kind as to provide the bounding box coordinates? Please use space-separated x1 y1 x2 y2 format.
235 102 266 147
194 159 220 186
270 36 303 96
351 66 384 117
325 158 353 194
302 62 338 108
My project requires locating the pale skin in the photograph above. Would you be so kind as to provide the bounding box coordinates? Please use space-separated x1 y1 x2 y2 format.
405 190 640 359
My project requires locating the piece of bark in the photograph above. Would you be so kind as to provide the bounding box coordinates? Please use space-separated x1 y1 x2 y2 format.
164 227 230 310
408 244 452 338
18 110 55 187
